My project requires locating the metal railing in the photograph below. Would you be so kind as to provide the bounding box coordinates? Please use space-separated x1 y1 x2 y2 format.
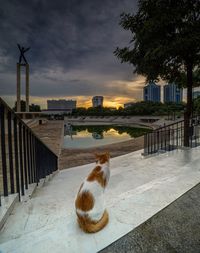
143 115 200 155
0 97 58 205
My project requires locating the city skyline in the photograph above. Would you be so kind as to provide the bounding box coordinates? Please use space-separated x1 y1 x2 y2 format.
0 0 197 109
0 0 144 109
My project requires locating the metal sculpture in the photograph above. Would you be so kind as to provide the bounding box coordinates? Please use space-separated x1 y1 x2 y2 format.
16 44 30 112
17 44 30 64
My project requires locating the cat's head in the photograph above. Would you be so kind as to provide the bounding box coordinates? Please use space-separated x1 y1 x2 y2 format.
95 152 110 165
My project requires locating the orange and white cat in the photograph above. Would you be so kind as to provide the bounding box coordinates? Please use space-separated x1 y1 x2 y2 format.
75 152 110 233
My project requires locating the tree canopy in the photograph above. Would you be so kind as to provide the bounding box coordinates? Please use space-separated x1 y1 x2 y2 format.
13 100 41 112
114 0 200 146
70 102 185 117
115 0 200 85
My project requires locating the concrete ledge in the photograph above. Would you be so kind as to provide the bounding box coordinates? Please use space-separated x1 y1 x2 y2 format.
21 183 37 202
0 171 59 231
0 194 18 230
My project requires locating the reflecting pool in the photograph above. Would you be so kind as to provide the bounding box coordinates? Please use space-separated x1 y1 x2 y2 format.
63 125 151 149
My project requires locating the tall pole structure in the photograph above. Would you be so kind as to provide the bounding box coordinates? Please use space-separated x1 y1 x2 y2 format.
16 63 21 112
16 44 30 112
25 64 29 112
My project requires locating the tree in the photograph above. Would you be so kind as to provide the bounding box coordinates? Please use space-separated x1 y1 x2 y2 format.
13 100 41 112
13 100 26 112
29 104 41 112
115 0 200 146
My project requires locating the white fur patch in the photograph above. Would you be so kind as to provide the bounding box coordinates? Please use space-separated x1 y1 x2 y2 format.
76 162 110 222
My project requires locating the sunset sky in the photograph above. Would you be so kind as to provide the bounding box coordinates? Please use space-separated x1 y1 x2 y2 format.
0 0 164 109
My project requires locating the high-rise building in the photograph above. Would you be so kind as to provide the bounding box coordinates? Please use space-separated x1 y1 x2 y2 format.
143 82 161 102
164 83 183 103
193 91 200 99
47 99 76 114
92 96 103 107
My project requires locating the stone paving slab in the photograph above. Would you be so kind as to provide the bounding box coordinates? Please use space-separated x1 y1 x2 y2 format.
100 183 200 253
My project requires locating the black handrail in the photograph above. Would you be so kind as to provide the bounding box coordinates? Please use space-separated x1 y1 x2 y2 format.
0 97 58 205
143 115 200 155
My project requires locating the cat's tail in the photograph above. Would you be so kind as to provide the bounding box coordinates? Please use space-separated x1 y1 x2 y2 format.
77 210 109 233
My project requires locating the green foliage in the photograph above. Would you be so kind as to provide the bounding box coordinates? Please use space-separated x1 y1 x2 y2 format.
13 100 26 112
193 97 200 114
71 102 185 117
114 0 200 85
29 103 41 112
114 0 200 146
13 100 41 112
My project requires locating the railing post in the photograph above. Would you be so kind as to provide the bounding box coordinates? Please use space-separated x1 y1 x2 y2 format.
0 103 8 196
32 136 37 183
144 134 147 155
26 129 31 184
18 121 25 196
23 125 28 189
35 138 39 185
13 116 20 201
7 111 15 194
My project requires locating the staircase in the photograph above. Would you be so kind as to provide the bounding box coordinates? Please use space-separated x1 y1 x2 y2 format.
1 147 200 253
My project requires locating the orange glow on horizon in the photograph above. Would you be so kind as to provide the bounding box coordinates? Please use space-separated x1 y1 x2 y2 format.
2 95 140 109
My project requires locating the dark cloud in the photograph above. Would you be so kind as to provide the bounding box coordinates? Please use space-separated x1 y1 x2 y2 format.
0 0 140 106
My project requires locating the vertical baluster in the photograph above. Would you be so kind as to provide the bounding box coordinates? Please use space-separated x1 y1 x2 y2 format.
23 125 28 189
26 129 31 184
35 138 39 185
13 117 20 201
18 122 24 195
32 136 36 183
7 111 15 193
157 131 160 151
33 135 37 181
0 103 8 196
29 131 33 183
165 127 167 151
41 144 45 178
181 121 183 146
147 133 149 155
144 134 146 155
54 153 57 171
31 134 35 182
150 132 152 154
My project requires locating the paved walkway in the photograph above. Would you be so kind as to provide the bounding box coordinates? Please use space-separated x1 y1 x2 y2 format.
31 120 64 157
100 183 200 253
0 147 200 252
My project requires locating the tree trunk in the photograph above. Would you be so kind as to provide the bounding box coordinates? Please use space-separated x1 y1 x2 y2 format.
184 63 193 147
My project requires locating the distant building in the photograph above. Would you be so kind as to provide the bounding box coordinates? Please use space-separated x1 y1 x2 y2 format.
143 82 161 102
92 96 103 107
164 83 183 103
46 99 76 114
124 102 135 108
193 91 200 99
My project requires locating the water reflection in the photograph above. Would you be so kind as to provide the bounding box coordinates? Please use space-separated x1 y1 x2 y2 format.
92 132 104 139
63 124 151 149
